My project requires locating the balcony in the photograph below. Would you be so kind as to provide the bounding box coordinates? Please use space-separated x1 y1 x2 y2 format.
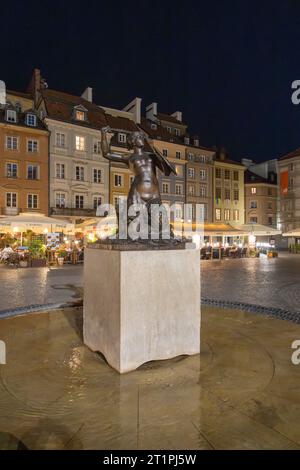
51 207 97 217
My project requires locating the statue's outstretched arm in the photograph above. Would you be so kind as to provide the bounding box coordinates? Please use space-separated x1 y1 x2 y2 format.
101 126 129 165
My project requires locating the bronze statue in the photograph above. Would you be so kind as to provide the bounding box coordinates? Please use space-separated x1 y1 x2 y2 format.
101 126 177 241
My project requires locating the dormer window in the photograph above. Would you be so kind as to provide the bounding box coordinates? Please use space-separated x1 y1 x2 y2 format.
6 109 17 123
26 113 37 127
118 133 127 143
151 123 157 130
174 128 180 136
73 105 88 122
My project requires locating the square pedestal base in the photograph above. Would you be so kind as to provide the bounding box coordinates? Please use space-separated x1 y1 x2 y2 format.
83 246 200 373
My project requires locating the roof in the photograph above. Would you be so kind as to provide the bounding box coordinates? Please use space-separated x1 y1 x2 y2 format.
157 112 186 126
140 117 184 145
0 106 47 131
7 89 33 100
244 169 277 185
214 155 245 168
280 147 300 161
41 88 107 130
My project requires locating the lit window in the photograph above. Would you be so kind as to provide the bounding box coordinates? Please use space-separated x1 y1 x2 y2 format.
176 165 183 177
224 209 230 221
114 174 123 187
233 209 239 221
56 133 66 148
75 166 85 181
27 165 39 180
27 140 38 153
118 133 127 143
251 187 257 194
6 109 17 123
26 114 37 126
56 163 65 179
27 194 38 209
93 169 102 183
215 208 221 221
6 163 18 178
6 136 18 150
75 136 85 151
76 110 85 121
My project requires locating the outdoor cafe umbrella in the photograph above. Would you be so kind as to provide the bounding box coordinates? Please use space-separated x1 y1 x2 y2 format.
0 212 74 239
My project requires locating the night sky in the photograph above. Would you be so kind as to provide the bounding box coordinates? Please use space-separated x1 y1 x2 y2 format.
2 0 300 162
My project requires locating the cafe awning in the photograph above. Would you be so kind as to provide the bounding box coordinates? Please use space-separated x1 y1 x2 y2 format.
0 212 74 234
282 228 300 237
236 223 281 236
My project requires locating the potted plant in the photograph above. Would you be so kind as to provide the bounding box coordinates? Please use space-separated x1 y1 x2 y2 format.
19 252 29 268
29 240 47 267
57 248 67 266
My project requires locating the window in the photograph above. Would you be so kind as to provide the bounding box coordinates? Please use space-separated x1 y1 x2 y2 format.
26 114 37 126
6 163 18 178
268 201 273 210
234 190 239 201
224 169 230 180
118 133 127 143
162 149 168 157
175 204 183 219
75 110 85 121
250 201 257 209
6 136 18 150
94 140 101 154
151 123 157 130
93 168 102 183
199 155 206 163
75 136 85 151
56 163 65 179
27 165 39 180
75 166 84 181
6 109 16 122
224 209 230 221
6 192 17 207
114 174 123 187
215 168 221 179
175 184 182 195
188 185 195 196
188 153 194 161
56 133 66 148
27 194 38 209
290 163 294 171
199 186 206 197
215 208 221 221
56 192 66 208
233 171 239 181
176 151 181 159
93 195 102 209
233 209 239 221
250 217 258 224
251 187 257 194
162 182 169 194
268 216 273 225
27 139 38 153
174 128 180 136
225 189 230 201
75 195 84 209
188 168 195 179
199 169 206 180
215 187 222 200
167 127 172 133
290 178 294 189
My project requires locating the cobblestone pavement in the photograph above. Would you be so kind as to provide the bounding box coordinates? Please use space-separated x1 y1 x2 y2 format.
0 253 300 314
1 306 300 450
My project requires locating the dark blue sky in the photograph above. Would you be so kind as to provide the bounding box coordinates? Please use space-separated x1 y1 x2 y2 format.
2 0 300 162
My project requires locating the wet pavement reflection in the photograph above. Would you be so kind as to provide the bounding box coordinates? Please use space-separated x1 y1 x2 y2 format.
0 306 300 449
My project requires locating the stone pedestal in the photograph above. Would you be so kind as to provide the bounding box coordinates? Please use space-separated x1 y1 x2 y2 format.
83 245 200 373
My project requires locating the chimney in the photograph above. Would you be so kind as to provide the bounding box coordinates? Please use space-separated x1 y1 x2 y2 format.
123 97 142 124
27 69 46 105
146 102 158 121
194 135 199 147
241 158 253 168
81 86 93 103
219 148 227 161
171 110 182 122
0 80 6 106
